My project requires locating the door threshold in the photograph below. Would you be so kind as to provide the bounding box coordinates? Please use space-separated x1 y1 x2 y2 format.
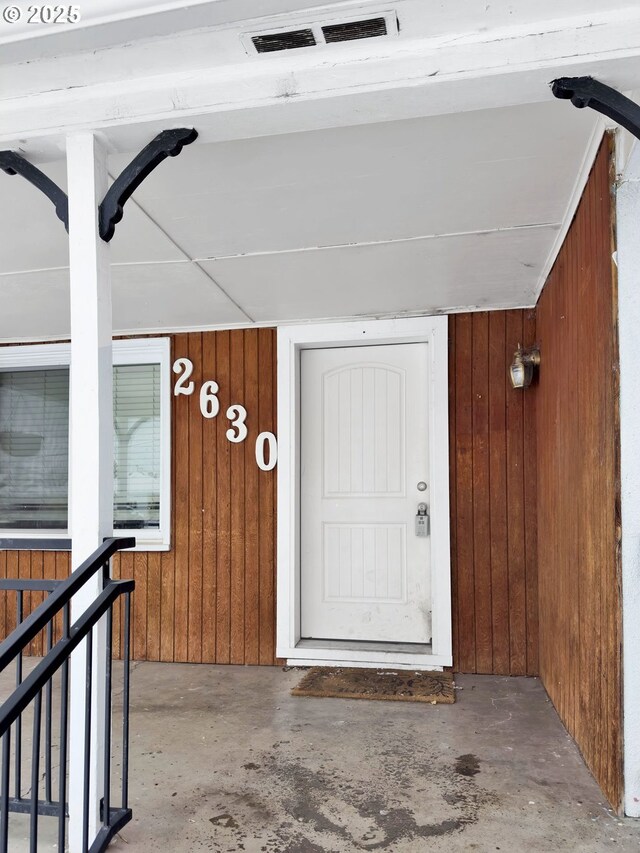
281 638 451 671
296 638 432 655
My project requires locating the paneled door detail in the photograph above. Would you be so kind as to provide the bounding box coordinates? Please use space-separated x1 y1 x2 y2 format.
300 343 431 643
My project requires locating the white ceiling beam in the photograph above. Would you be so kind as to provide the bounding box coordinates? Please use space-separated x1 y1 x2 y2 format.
3 6 640 159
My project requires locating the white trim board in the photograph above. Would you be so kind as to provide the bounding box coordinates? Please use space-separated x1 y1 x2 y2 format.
0 302 540 346
288 659 444 672
616 158 640 818
276 316 452 669
534 119 607 303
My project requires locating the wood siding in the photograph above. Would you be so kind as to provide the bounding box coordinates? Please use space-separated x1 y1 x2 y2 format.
0 329 278 666
536 135 622 811
0 319 541 674
0 551 71 657
449 310 538 676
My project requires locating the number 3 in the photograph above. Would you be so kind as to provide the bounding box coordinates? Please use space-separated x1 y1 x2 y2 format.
226 405 247 443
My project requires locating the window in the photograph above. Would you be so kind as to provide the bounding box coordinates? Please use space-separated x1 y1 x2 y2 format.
0 339 170 549
113 363 161 531
0 367 69 530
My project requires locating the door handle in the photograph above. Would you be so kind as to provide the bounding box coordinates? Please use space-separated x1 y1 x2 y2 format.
415 502 429 537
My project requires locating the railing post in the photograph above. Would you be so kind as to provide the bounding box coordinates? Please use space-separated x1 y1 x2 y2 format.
29 692 42 852
14 592 22 803
58 605 70 853
66 131 113 852
0 730 10 853
102 607 113 828
122 592 131 810
44 619 53 805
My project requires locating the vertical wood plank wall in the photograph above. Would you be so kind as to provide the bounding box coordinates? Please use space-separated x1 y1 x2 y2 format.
449 309 538 676
112 328 278 665
536 135 622 811
0 329 278 666
0 321 540 673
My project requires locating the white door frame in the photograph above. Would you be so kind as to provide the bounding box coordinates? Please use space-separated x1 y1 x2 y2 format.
277 316 452 670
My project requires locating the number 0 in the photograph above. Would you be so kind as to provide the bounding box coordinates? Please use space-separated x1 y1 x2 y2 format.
255 432 278 471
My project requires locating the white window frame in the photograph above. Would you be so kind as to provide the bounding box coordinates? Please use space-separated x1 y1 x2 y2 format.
0 338 171 551
277 316 452 671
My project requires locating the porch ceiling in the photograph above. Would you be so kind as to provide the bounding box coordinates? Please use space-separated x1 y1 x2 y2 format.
0 98 598 338
3 0 625 339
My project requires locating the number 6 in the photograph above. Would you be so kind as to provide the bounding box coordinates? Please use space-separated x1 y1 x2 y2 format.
226 405 247 443
199 380 220 418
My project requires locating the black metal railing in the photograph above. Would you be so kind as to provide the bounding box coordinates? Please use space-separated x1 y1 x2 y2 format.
0 537 135 852
0 577 60 822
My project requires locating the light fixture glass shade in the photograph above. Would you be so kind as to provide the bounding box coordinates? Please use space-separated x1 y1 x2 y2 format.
509 346 539 389
509 359 527 388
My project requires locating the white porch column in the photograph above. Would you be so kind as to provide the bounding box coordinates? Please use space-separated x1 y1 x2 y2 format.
66 133 113 849
616 135 640 817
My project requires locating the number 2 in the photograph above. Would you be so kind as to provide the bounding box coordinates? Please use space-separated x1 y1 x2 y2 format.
173 358 194 396
226 405 247 443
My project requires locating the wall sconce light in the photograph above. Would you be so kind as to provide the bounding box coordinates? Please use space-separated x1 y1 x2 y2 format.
509 345 540 389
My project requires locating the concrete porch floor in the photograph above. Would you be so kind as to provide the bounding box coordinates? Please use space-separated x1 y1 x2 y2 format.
97 662 639 853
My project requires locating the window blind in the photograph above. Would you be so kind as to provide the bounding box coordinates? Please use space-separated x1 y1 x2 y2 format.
0 362 161 532
0 368 70 529
113 363 161 530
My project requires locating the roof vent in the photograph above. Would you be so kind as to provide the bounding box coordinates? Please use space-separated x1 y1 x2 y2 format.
322 17 388 43
245 12 397 55
252 28 316 53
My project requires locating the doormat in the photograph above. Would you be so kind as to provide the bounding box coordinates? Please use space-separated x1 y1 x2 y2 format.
291 667 455 704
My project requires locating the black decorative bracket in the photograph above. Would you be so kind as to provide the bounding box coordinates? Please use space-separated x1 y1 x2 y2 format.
0 127 197 242
99 127 198 242
0 150 69 231
552 76 640 142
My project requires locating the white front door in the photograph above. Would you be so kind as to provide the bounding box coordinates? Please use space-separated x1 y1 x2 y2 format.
300 342 431 644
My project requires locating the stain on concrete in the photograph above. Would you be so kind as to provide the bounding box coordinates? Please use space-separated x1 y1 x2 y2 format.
455 754 481 777
209 813 239 829
280 841 327 853
190 734 495 851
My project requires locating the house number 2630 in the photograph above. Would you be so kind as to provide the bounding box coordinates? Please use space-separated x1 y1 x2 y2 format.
172 357 277 471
